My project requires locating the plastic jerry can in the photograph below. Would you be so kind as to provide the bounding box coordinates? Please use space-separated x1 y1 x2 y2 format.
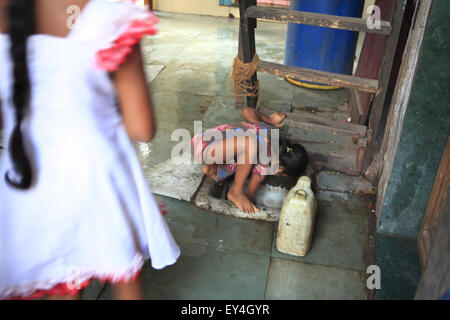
276 176 317 257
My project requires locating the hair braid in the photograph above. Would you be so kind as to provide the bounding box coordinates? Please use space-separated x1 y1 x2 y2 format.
5 0 35 189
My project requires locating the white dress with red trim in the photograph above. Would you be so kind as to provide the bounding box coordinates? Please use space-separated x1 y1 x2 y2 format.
0 0 180 299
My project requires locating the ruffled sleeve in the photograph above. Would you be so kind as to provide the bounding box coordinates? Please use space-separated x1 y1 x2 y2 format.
95 11 158 72
73 0 159 72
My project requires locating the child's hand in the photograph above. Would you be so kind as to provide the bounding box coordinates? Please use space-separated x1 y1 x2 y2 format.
269 112 286 128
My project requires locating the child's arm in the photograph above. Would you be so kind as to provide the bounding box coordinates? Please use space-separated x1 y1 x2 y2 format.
246 172 265 202
112 45 156 142
242 107 286 128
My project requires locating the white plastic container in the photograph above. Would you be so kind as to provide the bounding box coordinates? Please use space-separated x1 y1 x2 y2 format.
276 176 317 257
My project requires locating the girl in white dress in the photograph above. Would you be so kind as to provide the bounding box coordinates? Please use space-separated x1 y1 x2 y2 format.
0 0 180 299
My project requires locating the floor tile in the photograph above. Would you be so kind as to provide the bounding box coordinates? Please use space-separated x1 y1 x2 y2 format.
163 197 276 257
203 96 244 128
99 246 270 300
144 155 204 202
265 258 367 300
152 91 214 125
257 73 295 111
144 64 166 83
153 65 229 97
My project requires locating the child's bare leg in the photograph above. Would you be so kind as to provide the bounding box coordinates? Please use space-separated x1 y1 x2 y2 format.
226 136 259 214
246 172 265 202
204 135 259 213
227 164 259 213
202 164 218 181
113 276 142 300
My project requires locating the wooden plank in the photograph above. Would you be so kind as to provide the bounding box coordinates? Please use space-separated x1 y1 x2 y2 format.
349 0 394 124
246 6 392 35
415 196 450 299
238 0 258 108
362 0 407 173
259 108 367 137
288 138 361 176
258 60 379 93
418 229 432 269
418 133 450 269
349 88 364 121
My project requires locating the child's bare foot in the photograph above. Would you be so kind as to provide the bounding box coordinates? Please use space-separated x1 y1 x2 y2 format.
202 164 218 181
227 190 259 214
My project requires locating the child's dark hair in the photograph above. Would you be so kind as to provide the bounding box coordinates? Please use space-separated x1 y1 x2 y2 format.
279 137 308 178
5 0 35 189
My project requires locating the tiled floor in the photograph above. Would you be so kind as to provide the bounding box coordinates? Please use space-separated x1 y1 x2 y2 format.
89 12 374 300
0 11 422 301
96 195 371 300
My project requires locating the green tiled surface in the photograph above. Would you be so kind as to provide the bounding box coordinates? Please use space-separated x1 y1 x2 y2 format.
377 0 450 239
375 234 422 300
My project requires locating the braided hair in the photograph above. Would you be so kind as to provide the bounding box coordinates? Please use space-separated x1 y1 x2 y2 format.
5 0 35 189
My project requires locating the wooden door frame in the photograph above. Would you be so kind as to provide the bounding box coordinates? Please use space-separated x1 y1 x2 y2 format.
417 133 450 269
376 0 434 225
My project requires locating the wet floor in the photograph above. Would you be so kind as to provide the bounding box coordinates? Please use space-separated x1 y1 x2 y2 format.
78 12 378 300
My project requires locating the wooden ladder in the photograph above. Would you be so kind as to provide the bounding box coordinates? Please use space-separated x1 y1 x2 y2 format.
237 0 407 175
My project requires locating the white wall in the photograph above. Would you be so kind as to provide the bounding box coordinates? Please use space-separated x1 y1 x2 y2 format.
153 0 240 17
154 0 377 18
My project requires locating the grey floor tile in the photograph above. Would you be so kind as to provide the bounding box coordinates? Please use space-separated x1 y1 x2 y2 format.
163 197 275 257
143 247 269 300
153 65 229 97
144 64 165 83
257 73 295 111
203 96 244 128
152 91 214 125
265 258 367 300
99 246 270 300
